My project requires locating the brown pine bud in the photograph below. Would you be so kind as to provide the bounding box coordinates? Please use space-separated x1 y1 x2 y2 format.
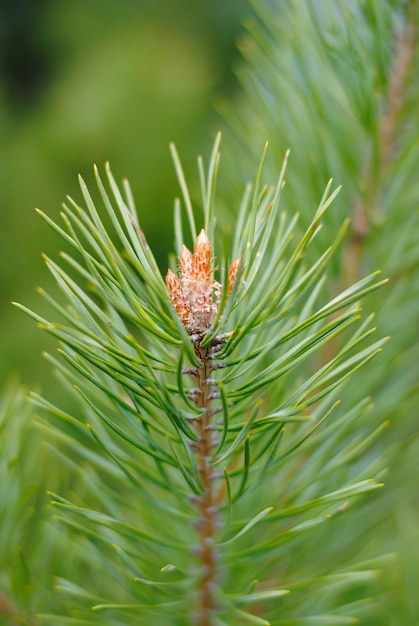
166 230 242 334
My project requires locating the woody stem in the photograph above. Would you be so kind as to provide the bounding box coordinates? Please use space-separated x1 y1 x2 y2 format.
194 342 218 626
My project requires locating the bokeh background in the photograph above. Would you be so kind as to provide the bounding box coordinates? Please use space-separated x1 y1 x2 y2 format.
0 0 249 390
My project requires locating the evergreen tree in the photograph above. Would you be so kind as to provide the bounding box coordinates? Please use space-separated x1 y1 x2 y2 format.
1 1 418 625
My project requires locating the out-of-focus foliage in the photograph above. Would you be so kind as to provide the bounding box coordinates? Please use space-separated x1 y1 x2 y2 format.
219 0 419 622
0 381 156 624
0 382 66 623
0 0 249 390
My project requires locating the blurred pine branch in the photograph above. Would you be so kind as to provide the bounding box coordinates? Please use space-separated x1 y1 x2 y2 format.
219 0 419 623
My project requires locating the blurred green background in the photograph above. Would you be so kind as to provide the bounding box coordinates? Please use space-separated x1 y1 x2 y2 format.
0 0 249 391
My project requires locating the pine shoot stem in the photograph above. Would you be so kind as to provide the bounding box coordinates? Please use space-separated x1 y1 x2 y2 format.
193 340 218 626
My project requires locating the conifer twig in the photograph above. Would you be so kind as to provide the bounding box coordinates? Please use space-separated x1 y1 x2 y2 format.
193 340 218 626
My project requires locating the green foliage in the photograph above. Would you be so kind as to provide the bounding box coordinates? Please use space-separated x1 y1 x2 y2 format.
0 383 66 624
2 1 418 624
220 0 419 623
14 134 388 624
0 383 41 623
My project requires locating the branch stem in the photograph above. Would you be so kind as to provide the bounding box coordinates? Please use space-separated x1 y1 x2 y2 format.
345 12 415 286
193 340 218 626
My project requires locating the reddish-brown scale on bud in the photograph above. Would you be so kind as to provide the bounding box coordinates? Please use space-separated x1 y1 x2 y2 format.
166 268 190 325
227 256 241 295
192 229 212 282
179 245 193 279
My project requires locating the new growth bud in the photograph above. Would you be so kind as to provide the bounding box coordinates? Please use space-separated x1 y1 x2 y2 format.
166 229 241 334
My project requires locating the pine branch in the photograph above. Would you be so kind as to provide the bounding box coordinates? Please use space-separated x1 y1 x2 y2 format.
345 7 416 284
15 134 387 624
